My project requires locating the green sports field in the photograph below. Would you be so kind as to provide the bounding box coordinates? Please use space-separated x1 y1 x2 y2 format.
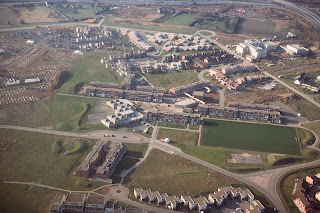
201 119 300 155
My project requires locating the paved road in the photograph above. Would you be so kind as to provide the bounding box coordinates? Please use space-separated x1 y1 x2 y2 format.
0 125 149 143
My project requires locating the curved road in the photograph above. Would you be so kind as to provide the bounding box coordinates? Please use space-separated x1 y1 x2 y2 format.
1 123 320 213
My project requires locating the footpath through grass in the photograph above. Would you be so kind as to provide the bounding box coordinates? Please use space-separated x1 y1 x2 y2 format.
201 119 300 155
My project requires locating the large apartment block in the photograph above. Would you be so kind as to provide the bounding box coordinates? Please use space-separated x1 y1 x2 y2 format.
198 102 281 123
146 110 201 125
133 186 264 212
169 81 210 96
75 141 126 181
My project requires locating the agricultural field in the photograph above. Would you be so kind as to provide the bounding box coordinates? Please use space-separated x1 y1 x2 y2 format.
201 119 300 155
144 70 198 90
0 129 102 212
123 149 236 197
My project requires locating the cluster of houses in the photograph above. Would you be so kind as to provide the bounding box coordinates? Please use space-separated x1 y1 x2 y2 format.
140 61 168 74
101 50 148 76
236 39 277 61
146 110 201 125
147 33 214 52
294 72 319 93
75 141 126 182
84 80 165 103
75 26 113 50
134 186 265 212
163 50 235 69
198 102 281 123
101 99 144 128
169 81 210 96
293 173 320 213
50 192 144 213
118 29 153 51
209 65 266 91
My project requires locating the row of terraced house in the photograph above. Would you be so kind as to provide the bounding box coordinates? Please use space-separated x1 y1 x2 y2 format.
198 102 281 123
134 186 264 213
84 82 165 103
146 110 201 125
51 192 144 213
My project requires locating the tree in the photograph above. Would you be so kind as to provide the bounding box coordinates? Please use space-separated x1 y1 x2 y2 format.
8 21 10 25
20 19 26 24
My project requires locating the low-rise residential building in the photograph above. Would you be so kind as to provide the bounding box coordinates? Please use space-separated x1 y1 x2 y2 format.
102 99 144 128
285 44 309 56
134 186 264 213
64 193 86 213
75 141 126 182
146 110 201 125
198 102 281 123
169 81 210 96
236 39 276 59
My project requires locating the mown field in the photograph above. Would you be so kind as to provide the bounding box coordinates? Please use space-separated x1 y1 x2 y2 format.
201 119 300 155
157 121 188 129
163 13 198 26
302 121 320 148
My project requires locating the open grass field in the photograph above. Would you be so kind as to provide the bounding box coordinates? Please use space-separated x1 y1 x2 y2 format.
195 17 239 34
123 149 236 197
281 95 320 121
58 54 125 94
201 119 300 155
302 121 320 148
0 94 109 132
0 129 103 212
58 4 101 20
278 166 320 213
144 70 198 90
0 8 19 25
235 18 276 37
157 121 188 129
103 14 197 34
163 13 198 26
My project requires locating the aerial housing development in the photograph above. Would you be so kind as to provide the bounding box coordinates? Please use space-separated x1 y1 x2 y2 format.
0 1 320 213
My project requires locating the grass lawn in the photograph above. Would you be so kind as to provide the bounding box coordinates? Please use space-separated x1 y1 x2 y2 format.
281 95 320 121
189 124 200 131
124 143 149 158
199 31 212 36
163 13 198 26
302 121 320 148
278 166 320 213
58 54 124 94
0 129 103 212
123 149 235 197
201 119 300 155
58 4 100 20
195 17 239 34
144 70 198 90
157 121 188 129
